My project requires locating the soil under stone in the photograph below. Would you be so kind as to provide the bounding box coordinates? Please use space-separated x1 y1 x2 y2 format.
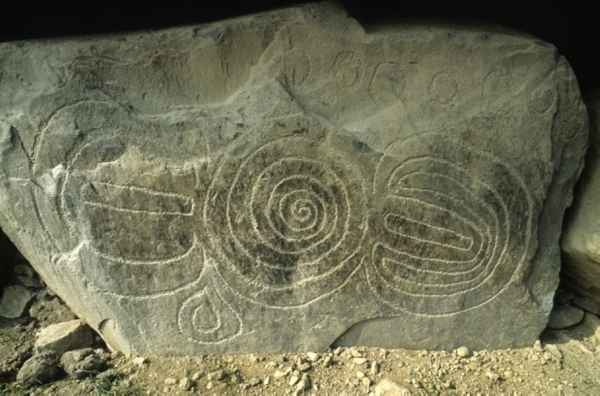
0 181 596 395
1 297 600 395
1 252 599 395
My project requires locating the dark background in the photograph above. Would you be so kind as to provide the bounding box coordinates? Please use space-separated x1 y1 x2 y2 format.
0 1 596 93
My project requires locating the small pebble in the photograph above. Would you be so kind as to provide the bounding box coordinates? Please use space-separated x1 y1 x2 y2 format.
294 373 311 395
248 377 262 387
274 367 291 379
289 371 301 386
298 362 312 372
370 361 379 375
191 370 204 381
486 370 501 382
456 346 471 358
353 357 368 365
208 369 225 382
164 377 177 386
179 377 191 391
306 352 319 362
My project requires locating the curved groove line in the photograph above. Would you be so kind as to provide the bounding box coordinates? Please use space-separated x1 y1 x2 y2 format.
89 234 200 266
177 285 243 345
384 213 474 251
368 131 533 314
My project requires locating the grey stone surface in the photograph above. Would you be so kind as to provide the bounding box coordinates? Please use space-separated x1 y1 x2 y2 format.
13 261 43 289
16 351 60 387
34 320 95 355
0 321 35 380
573 296 600 316
0 285 34 319
60 348 108 379
0 2 588 354
562 95 600 312
28 291 77 325
547 304 585 330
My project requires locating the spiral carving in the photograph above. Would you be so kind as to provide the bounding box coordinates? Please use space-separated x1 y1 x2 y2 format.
204 136 367 308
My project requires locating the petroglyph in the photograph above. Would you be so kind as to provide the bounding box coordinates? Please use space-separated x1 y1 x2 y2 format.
332 51 363 88
429 71 458 105
0 2 587 353
178 283 243 345
529 87 556 114
204 134 367 308
282 49 311 87
52 128 206 297
369 62 406 105
368 131 534 316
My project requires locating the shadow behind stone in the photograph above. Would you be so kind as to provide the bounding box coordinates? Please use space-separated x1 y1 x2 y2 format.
0 230 18 291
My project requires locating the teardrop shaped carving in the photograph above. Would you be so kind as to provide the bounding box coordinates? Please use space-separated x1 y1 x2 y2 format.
177 285 242 344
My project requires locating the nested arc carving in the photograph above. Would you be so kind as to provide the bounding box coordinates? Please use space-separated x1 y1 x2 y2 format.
56 126 533 317
59 135 204 298
367 131 534 316
36 99 536 344
203 135 368 308
177 283 243 345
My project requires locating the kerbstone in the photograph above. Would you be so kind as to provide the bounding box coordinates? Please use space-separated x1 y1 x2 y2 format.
0 2 588 354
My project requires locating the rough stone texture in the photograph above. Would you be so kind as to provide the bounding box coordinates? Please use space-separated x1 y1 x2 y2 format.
60 348 108 379
572 295 600 316
547 304 585 330
0 320 35 380
34 320 95 355
28 291 77 325
0 285 34 319
16 351 60 387
13 260 43 289
0 2 588 354
562 95 600 313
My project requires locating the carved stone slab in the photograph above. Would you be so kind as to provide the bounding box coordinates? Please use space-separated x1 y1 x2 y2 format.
0 3 588 354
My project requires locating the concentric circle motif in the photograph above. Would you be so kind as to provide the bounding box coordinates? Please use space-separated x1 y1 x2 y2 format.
367 131 533 316
204 136 367 308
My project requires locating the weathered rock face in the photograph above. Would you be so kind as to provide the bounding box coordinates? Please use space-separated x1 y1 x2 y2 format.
562 96 600 313
0 3 588 354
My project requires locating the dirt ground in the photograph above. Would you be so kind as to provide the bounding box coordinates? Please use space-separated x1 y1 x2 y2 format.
2 301 600 396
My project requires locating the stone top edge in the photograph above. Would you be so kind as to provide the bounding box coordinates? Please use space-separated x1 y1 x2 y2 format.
0 1 555 50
